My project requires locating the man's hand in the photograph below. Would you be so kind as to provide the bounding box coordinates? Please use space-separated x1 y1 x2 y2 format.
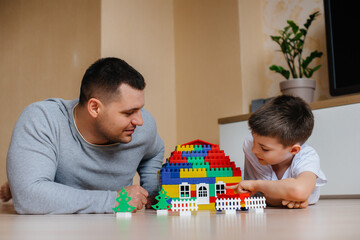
226 180 258 195
118 185 148 212
145 195 157 209
282 199 308 209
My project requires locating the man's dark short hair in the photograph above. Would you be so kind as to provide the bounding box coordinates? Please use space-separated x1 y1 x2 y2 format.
79 57 145 105
248 95 314 146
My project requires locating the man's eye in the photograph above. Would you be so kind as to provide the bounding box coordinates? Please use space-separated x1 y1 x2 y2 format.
124 112 134 116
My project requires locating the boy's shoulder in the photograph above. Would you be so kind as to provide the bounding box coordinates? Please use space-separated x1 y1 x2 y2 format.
296 143 319 159
242 134 254 152
291 143 320 171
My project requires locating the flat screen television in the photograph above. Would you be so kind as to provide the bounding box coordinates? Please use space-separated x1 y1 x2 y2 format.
324 0 360 96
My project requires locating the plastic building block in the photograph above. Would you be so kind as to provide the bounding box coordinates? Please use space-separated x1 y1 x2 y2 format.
176 145 194 152
171 199 198 215
182 151 208 158
156 210 169 215
245 196 266 213
192 162 210 170
180 168 207 178
115 212 132 218
194 145 203 151
207 168 233 177
181 139 216 147
152 188 172 214
113 187 136 218
162 184 180 197
159 139 244 211
215 193 251 213
187 157 205 164
215 176 241 184
168 157 187 164
197 203 215 210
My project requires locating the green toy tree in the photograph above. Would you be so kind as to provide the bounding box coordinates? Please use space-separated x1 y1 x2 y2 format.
152 188 172 210
113 187 136 213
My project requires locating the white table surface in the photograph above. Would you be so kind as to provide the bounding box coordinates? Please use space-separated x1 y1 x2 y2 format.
1 199 360 240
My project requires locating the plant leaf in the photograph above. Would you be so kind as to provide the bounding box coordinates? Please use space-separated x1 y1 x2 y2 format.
302 51 323 69
287 20 299 34
304 11 320 29
269 65 290 79
303 65 322 78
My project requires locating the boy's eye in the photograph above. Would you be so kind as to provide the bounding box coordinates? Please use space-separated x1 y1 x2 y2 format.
261 147 269 152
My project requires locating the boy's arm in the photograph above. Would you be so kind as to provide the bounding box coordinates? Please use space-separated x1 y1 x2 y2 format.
228 171 316 206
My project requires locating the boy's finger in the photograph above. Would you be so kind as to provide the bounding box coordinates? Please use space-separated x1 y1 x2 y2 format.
282 200 290 206
225 184 238 189
287 201 295 208
294 202 301 208
300 201 309 208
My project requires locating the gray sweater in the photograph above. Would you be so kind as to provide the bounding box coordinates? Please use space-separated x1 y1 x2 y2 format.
6 98 164 214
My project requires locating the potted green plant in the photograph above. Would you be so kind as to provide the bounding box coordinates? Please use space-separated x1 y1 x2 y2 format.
269 11 323 102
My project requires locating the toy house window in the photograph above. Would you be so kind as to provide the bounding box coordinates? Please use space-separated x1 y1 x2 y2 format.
215 182 225 195
180 183 190 198
198 186 208 197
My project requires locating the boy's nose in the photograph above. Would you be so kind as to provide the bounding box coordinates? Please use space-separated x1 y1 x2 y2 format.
252 145 259 155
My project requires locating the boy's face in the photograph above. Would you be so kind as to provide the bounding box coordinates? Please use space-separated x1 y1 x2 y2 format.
251 133 299 166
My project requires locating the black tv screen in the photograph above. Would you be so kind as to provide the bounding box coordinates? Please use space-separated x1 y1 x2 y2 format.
324 0 360 96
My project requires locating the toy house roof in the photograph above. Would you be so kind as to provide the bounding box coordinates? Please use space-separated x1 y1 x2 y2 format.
181 139 217 147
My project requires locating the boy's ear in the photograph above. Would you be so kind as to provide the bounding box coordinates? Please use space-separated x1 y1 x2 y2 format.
290 144 301 155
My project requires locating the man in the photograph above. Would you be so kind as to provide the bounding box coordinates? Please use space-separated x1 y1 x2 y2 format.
3 57 164 214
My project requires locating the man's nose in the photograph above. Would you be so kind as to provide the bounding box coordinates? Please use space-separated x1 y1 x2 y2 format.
132 110 143 126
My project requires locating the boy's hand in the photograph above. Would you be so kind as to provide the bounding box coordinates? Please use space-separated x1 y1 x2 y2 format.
226 180 258 195
282 199 308 209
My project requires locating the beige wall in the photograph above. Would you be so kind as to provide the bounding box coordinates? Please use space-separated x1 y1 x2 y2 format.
174 0 243 144
0 0 100 184
238 0 267 113
101 0 177 160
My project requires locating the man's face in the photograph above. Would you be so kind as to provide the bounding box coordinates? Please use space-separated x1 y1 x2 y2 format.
251 133 294 166
96 84 145 144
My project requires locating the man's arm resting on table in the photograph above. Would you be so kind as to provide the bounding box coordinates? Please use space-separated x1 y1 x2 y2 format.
137 134 164 209
7 105 117 214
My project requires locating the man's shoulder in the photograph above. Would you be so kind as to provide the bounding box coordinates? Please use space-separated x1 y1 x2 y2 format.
141 108 155 122
131 109 162 147
23 98 76 115
19 98 77 128
140 108 158 131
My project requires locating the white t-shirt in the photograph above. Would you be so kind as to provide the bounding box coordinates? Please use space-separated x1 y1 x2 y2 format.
243 134 327 204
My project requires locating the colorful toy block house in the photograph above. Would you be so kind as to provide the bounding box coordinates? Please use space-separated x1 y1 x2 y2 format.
159 139 242 210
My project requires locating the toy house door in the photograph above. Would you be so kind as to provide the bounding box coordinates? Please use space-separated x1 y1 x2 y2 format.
196 183 209 204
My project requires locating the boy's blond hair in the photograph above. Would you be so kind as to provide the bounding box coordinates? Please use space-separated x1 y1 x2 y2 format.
249 95 314 147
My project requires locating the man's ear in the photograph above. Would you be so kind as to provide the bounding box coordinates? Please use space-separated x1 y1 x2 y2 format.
290 144 301 155
87 98 102 118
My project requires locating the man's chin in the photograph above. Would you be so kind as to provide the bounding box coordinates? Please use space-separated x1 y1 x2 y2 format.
119 135 133 144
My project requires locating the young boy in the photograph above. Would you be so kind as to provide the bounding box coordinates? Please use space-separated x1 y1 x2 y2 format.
228 95 327 208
